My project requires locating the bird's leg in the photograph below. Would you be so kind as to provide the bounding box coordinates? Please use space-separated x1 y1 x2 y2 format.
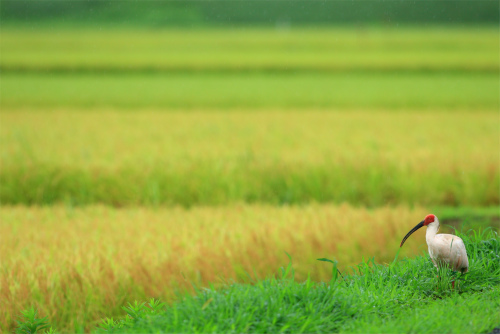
451 271 460 290
435 273 441 291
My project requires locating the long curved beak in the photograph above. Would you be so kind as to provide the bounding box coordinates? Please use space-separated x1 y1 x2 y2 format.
400 220 424 247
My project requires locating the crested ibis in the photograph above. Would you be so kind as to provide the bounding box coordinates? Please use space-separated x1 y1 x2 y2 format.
400 214 469 286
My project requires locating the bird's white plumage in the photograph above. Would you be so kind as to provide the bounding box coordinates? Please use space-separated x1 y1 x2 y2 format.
425 217 469 273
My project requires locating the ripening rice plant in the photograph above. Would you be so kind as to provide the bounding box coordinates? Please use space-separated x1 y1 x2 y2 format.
1 204 428 332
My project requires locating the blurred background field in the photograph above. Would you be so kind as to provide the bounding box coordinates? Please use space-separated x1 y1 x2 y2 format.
1 28 498 72
1 110 498 207
2 71 498 110
1 28 498 111
0 0 499 332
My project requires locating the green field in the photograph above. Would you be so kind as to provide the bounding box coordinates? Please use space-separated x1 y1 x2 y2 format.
1 28 498 111
1 26 499 333
1 72 498 110
1 28 498 72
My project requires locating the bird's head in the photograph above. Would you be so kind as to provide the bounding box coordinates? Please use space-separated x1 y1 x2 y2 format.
423 214 439 227
400 214 439 247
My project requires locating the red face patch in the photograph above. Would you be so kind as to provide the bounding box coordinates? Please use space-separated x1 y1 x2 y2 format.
424 214 435 225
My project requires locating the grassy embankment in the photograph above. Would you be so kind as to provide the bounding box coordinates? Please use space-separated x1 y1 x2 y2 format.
95 229 500 333
1 27 499 333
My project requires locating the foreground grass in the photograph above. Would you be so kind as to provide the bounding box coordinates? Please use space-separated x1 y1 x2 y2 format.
1 110 498 206
95 229 500 333
1 27 498 73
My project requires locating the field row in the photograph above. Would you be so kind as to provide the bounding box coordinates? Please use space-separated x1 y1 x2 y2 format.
1 110 498 206
2 163 498 207
2 72 499 110
1 28 498 72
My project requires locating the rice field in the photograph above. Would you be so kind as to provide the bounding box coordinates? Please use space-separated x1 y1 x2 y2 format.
0 204 426 331
2 72 498 110
1 204 498 332
1 28 498 111
1 28 497 72
1 26 499 333
1 110 498 207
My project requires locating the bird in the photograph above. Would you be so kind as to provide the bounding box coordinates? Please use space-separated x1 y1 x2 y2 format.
400 214 469 286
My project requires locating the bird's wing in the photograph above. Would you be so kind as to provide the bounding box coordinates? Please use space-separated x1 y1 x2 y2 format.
453 237 469 272
432 234 469 272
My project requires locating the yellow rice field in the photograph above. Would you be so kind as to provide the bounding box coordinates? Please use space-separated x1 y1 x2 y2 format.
1 109 497 170
1 204 429 332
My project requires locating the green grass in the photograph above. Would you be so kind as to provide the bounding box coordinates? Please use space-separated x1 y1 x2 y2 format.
1 72 498 110
91 229 500 333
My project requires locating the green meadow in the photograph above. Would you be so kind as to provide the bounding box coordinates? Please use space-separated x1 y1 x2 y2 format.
1 26 499 333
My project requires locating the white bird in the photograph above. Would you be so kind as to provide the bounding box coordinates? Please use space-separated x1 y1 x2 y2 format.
400 214 469 279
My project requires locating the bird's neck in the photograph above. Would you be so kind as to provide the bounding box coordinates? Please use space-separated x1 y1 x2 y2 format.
425 222 440 244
